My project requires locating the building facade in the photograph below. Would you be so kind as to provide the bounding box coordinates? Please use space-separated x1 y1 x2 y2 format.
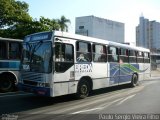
75 15 125 43
136 16 160 52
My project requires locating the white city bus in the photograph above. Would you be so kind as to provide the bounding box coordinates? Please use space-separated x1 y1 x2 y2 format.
0 37 22 92
18 31 150 98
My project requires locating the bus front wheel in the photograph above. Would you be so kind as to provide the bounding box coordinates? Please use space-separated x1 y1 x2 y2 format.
131 74 138 87
0 77 14 92
76 80 90 99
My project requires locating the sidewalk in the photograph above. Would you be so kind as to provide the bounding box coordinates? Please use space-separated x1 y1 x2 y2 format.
150 69 160 79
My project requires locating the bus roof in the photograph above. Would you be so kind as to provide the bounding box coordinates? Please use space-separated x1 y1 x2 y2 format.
54 31 110 45
24 30 150 53
108 41 150 52
54 31 150 52
0 37 22 42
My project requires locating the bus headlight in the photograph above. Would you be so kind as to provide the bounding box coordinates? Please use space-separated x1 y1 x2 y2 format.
37 83 44 87
37 82 50 87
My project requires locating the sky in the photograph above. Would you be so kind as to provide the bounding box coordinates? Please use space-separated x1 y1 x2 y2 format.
19 0 160 44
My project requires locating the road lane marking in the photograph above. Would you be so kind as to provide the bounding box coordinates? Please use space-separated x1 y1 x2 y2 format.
116 94 136 106
70 98 124 114
38 96 124 114
100 97 124 108
71 107 103 114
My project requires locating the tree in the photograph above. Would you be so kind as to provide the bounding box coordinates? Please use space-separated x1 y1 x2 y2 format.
0 0 32 28
57 15 71 32
0 0 71 39
39 16 60 31
0 0 33 38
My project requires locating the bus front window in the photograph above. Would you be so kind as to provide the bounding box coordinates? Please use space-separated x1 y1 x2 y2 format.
21 42 52 73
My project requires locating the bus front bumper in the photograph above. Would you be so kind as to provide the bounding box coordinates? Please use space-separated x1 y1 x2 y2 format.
18 83 51 97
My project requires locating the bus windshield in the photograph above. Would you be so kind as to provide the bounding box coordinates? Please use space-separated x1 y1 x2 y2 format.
21 41 52 73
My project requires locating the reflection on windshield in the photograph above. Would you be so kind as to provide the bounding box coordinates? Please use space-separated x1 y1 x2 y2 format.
21 42 52 73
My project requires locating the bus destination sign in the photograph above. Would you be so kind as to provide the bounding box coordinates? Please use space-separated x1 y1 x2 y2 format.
25 32 52 42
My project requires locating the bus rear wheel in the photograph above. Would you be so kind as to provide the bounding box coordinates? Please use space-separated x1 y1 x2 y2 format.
131 74 138 87
76 80 90 99
0 78 14 92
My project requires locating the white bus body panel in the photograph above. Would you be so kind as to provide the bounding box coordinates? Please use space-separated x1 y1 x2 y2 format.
138 63 144 81
53 66 78 97
92 63 109 89
143 63 151 80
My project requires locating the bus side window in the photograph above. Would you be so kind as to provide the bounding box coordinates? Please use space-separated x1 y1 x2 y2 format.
76 41 91 62
55 43 64 62
55 42 74 72
144 52 150 63
9 42 22 59
93 44 107 62
119 48 129 63
55 43 74 62
108 46 118 62
137 51 144 63
129 50 136 63
0 41 7 59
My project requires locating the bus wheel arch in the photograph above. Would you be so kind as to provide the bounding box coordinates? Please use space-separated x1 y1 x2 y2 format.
131 73 139 87
0 72 17 92
76 76 93 99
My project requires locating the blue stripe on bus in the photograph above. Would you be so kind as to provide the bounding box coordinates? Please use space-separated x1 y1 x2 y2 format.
110 63 140 85
0 61 20 69
110 63 119 85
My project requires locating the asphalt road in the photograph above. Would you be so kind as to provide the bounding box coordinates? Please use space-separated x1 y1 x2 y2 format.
0 79 160 120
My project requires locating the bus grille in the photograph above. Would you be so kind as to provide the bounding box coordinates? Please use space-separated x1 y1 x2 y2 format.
21 71 44 86
23 80 38 86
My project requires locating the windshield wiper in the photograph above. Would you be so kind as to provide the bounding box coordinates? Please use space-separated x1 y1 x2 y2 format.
25 41 43 71
31 40 43 61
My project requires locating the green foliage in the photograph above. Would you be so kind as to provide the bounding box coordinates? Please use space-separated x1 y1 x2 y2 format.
0 0 71 39
57 15 71 32
39 16 60 31
0 0 32 28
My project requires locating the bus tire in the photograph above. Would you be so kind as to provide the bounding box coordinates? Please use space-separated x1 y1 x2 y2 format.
76 80 90 99
0 77 14 92
131 74 138 87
